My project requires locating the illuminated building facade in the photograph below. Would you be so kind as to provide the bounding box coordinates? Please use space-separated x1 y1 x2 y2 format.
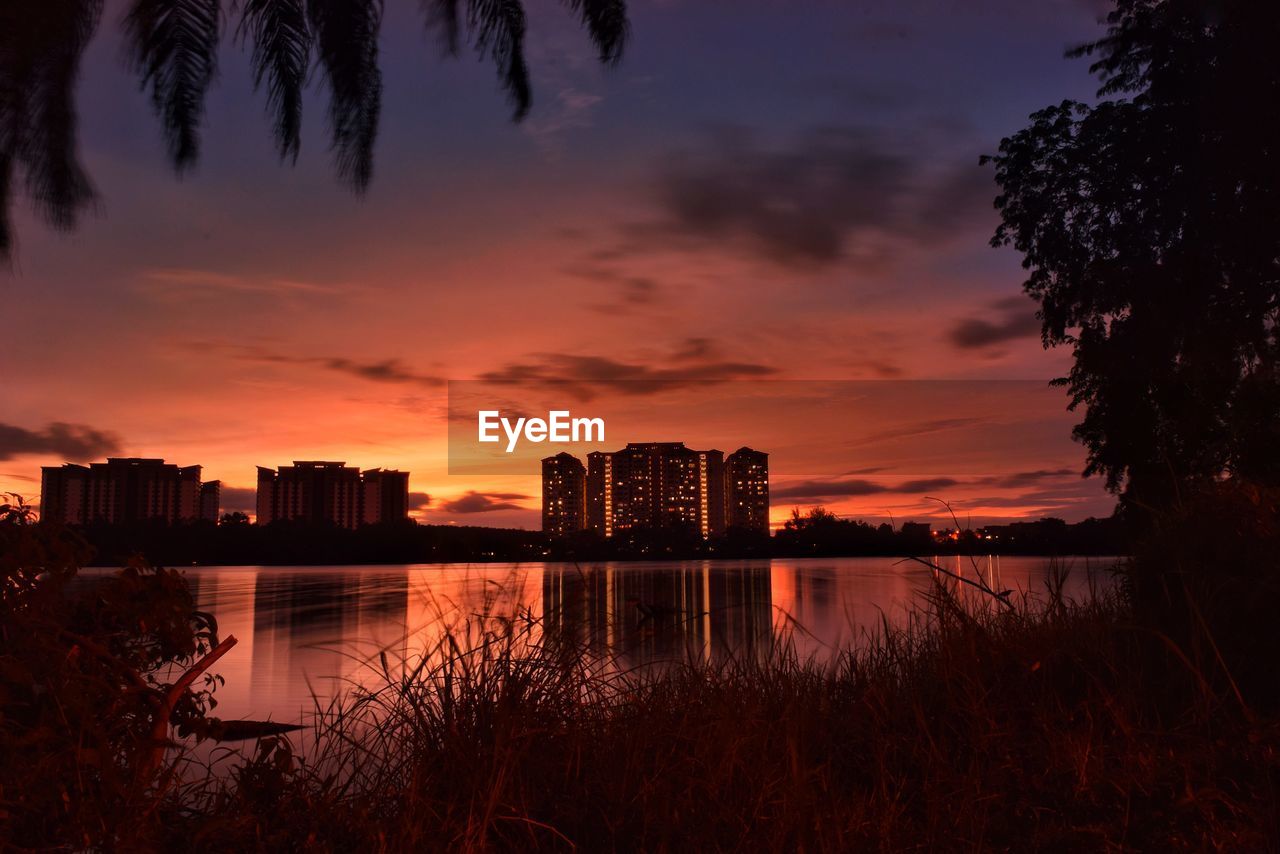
726 447 770 533
256 461 409 528
542 452 587 535
577 442 738 538
40 457 221 525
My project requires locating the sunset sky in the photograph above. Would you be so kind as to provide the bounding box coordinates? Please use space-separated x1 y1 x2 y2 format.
0 0 1119 529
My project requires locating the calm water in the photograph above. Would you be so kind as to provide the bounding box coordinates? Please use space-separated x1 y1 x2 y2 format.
151 556 1119 724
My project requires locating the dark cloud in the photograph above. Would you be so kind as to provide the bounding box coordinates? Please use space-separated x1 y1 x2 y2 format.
0 422 122 462
238 348 445 387
773 476 959 501
219 486 256 514
948 296 1041 350
409 491 432 510
672 337 714 361
773 479 888 499
899 477 964 493
848 417 985 447
773 472 1082 504
950 494 1082 511
623 126 995 271
438 491 530 514
620 278 658 305
569 265 663 314
979 468 1077 489
479 346 776 401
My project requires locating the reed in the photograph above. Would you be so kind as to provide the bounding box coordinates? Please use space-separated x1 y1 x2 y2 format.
159 569 1279 852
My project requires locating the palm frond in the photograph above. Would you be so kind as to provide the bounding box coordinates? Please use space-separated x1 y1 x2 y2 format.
0 151 13 262
563 0 628 64
125 0 221 172
238 0 311 163
307 0 382 190
423 0 462 56
467 0 531 120
0 0 101 264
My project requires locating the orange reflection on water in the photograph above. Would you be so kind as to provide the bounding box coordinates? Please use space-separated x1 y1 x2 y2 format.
165 557 1115 723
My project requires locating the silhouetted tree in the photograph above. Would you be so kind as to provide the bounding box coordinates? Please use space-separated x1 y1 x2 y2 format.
985 0 1280 510
0 0 629 262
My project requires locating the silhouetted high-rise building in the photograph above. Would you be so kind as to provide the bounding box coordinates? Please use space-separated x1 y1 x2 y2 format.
40 458 219 525
255 461 409 528
200 481 221 522
582 442 729 538
361 468 410 525
725 447 770 533
542 452 586 535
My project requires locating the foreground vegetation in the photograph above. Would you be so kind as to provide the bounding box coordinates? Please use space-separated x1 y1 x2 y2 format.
4 490 1279 851
168 586 1277 851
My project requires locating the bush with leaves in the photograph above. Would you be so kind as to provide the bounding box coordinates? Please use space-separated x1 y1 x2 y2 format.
0 494 229 849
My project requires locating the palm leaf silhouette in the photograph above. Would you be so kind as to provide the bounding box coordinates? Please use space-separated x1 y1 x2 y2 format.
237 0 311 163
307 0 382 190
425 0 463 55
0 155 11 261
125 0 222 172
0 0 101 263
467 0 531 120
563 0 628 64
424 1 529 120
1 0 630 262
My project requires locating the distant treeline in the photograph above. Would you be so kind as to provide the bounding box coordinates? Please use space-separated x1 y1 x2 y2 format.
67 511 1127 567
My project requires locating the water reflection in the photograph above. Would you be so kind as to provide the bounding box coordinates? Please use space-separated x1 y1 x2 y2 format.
542 563 773 664
172 557 1115 723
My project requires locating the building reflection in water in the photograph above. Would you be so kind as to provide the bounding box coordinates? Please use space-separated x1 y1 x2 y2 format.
250 570 409 715
177 556 1112 723
542 562 773 666
187 568 411 721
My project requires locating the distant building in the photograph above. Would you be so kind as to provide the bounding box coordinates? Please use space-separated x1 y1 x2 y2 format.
200 481 221 522
542 452 587 535
40 458 220 525
255 461 409 528
577 442 736 538
361 468 410 525
725 447 770 534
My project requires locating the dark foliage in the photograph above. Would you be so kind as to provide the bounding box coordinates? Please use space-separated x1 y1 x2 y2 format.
562 0 628 64
63 510 1126 567
158 573 1278 850
986 0 1280 506
460 0 531 120
238 0 311 162
774 506 1126 558
0 495 223 848
5 490 1278 849
0 0 101 263
125 0 222 171
1128 481 1280 709
306 0 383 188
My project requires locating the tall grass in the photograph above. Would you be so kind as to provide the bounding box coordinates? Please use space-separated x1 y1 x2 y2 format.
161 571 1278 852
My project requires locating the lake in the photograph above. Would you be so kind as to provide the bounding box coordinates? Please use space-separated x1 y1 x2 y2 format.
161 556 1119 724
